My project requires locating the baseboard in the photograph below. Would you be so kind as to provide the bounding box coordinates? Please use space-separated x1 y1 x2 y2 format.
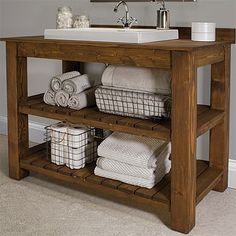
0 115 236 189
229 159 236 189
0 115 46 143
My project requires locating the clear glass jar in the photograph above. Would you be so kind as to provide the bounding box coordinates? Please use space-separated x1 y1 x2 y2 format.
73 15 90 28
56 6 73 29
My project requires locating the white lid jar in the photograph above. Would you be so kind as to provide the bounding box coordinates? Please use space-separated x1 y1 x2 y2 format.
191 22 216 42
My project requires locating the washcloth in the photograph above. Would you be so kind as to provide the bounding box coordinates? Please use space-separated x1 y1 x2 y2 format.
50 71 81 92
95 86 171 119
94 166 166 189
68 87 96 110
50 123 68 165
96 153 171 180
97 132 170 169
62 74 92 96
43 89 56 106
101 65 171 95
55 90 70 107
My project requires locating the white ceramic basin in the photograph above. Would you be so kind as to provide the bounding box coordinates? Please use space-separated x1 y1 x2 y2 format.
44 28 179 43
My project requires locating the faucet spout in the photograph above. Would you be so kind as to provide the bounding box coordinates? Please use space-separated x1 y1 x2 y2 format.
114 1 137 29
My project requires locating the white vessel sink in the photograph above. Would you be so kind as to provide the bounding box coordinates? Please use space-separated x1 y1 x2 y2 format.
44 28 179 43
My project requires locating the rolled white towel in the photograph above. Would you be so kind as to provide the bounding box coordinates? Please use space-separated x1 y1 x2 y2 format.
101 65 171 95
67 147 86 169
50 123 68 165
96 153 171 180
98 132 170 169
62 74 92 96
43 89 56 106
68 87 96 110
50 71 81 92
55 90 70 107
94 166 167 189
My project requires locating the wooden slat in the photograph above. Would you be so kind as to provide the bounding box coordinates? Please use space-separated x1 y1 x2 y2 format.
58 166 77 176
44 163 64 172
31 158 50 168
118 184 140 194
72 163 95 179
86 174 106 185
102 179 123 189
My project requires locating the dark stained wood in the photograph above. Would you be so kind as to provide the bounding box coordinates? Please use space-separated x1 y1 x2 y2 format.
62 61 83 74
170 51 197 233
210 45 231 192
196 167 223 204
6 42 29 180
2 31 233 234
19 98 224 142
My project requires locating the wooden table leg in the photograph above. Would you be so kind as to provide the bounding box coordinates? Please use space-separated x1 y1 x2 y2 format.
210 45 231 192
171 51 197 233
6 42 29 180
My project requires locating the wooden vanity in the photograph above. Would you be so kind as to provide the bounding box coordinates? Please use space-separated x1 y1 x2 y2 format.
1 27 235 233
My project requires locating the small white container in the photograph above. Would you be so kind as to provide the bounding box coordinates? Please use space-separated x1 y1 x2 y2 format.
191 22 216 42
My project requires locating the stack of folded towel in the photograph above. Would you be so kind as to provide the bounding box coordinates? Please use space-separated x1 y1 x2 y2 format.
49 123 97 169
94 132 171 189
95 65 172 119
43 71 96 110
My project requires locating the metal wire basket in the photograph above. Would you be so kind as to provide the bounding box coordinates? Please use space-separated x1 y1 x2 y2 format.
95 86 171 120
45 123 109 169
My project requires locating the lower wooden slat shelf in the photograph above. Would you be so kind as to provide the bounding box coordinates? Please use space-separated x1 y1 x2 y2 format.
20 147 223 210
19 94 224 141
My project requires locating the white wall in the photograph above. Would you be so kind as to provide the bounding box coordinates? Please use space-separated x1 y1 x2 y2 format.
0 0 235 160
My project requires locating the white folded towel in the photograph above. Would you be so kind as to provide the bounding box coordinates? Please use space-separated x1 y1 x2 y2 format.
94 166 166 189
97 132 170 169
62 74 92 96
55 90 70 107
68 87 96 110
50 71 81 92
96 152 171 180
101 65 171 95
43 89 56 106
50 123 68 165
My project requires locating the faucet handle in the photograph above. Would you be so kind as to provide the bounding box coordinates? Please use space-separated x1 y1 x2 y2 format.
129 16 138 28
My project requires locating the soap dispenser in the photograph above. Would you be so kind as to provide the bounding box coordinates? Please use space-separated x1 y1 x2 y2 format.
153 0 170 29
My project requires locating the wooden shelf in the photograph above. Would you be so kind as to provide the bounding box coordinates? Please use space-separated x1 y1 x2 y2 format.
19 94 224 141
20 145 223 209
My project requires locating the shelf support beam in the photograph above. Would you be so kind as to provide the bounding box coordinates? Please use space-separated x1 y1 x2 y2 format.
170 51 197 233
210 45 231 192
6 42 29 180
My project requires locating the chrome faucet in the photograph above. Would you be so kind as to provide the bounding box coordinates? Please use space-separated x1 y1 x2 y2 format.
113 1 137 29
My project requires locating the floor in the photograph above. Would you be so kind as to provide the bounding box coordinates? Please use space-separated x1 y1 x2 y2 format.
0 135 236 236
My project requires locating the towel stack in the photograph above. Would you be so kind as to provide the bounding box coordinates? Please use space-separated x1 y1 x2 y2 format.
94 132 171 189
49 123 97 169
95 65 171 119
43 71 96 110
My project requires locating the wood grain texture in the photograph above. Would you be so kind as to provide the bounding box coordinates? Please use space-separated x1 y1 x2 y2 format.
209 45 231 192
6 42 29 180
62 61 84 74
170 51 197 233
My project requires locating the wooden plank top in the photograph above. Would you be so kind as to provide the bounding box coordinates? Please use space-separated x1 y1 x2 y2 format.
0 35 233 51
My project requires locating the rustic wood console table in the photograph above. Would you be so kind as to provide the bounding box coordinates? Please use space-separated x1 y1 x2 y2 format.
1 27 235 233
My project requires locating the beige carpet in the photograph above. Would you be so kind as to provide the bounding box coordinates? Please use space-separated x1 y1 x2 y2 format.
0 135 236 236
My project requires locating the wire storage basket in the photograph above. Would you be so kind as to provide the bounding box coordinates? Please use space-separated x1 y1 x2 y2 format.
45 123 104 169
95 86 171 120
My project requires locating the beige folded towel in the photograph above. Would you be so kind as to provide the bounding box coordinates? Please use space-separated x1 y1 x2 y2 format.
43 89 56 106
50 71 81 92
68 87 96 110
62 74 92 96
55 90 70 107
101 65 171 95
